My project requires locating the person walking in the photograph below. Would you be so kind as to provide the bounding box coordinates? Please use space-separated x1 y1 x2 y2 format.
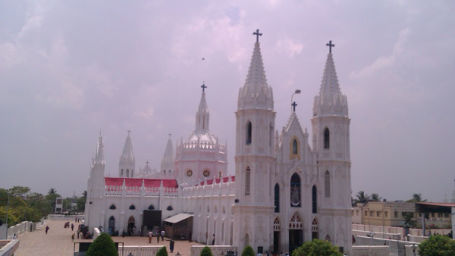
71 223 74 231
45 225 50 234
148 231 152 244
170 239 175 253
160 230 165 241
156 231 159 243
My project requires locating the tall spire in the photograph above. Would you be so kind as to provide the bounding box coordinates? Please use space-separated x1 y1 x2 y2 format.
195 82 210 133
93 131 105 165
119 130 135 177
238 29 273 110
313 40 347 117
245 40 268 88
161 134 174 173
121 130 135 162
320 41 341 96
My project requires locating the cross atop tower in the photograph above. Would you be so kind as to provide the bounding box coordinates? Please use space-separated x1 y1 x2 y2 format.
201 82 207 92
326 40 335 53
253 29 263 43
292 101 297 112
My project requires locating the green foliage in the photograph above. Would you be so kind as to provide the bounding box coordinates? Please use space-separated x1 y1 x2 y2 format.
86 233 118 256
200 246 213 256
156 246 168 256
0 186 86 227
418 234 455 256
292 239 342 256
241 246 255 256
403 212 416 228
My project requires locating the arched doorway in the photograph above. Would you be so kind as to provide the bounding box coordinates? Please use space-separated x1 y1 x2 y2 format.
127 216 136 236
289 213 303 253
273 217 280 253
108 216 115 235
312 218 319 240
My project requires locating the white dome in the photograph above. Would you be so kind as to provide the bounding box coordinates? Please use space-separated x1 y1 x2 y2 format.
189 131 217 145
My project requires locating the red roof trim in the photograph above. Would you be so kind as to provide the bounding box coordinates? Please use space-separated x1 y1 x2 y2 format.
104 177 178 188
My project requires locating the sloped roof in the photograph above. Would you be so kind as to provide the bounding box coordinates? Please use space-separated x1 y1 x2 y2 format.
163 213 193 224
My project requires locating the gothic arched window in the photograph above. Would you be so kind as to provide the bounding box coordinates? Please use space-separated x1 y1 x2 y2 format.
324 128 330 149
121 169 124 176
129 204 135 210
269 123 274 147
292 139 298 155
246 121 252 145
148 204 155 210
290 173 301 207
274 183 280 213
109 204 116 210
324 171 330 198
312 185 318 213
245 167 251 196
126 169 130 177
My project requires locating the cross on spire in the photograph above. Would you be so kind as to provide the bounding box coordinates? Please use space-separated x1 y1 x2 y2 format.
253 29 263 43
326 40 335 53
292 101 297 112
201 82 207 92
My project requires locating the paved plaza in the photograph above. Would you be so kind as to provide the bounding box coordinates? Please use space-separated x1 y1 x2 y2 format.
15 219 200 256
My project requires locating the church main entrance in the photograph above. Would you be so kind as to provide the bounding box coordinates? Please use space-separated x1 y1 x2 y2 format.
289 230 303 253
127 216 136 235
288 213 303 253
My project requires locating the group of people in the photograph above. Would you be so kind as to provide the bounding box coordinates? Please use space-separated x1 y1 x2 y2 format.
148 229 166 243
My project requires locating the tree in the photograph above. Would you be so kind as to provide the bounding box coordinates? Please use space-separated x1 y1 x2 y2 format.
408 193 426 203
45 188 60 213
156 246 168 256
355 191 370 204
419 234 455 256
86 233 118 256
200 246 213 256
403 212 416 228
241 246 255 256
292 239 342 256
370 193 381 202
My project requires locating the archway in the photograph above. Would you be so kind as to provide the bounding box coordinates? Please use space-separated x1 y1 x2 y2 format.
312 218 319 240
108 216 115 235
273 217 280 253
289 213 303 253
127 216 136 236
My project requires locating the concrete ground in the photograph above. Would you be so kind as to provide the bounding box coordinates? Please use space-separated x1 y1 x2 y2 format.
15 219 200 256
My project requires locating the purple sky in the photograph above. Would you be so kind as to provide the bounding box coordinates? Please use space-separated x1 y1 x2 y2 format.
1 1 454 201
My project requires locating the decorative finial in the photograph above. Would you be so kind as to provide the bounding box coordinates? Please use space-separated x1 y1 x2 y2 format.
201 82 207 92
253 29 263 43
292 101 297 112
326 40 335 53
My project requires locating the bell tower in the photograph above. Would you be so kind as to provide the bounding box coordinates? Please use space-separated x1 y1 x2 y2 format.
311 41 352 254
233 29 275 252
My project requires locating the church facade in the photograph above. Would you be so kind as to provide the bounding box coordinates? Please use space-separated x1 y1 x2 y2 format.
84 33 352 254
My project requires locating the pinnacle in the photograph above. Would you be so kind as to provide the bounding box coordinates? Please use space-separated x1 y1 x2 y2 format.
320 52 341 95
245 41 268 88
121 131 134 161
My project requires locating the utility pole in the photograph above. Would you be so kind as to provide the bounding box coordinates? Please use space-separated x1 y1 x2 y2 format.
5 191 9 239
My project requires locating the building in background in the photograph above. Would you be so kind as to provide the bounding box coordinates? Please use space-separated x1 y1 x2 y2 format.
84 33 352 254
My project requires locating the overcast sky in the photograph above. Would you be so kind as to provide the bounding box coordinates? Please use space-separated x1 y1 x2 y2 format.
1 0 454 201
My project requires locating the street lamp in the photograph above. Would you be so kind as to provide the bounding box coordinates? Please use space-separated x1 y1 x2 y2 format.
291 89 301 112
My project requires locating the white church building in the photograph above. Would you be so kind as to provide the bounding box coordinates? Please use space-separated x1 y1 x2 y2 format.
84 32 352 254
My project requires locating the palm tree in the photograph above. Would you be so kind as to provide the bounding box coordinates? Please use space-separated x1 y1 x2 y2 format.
371 193 381 202
407 193 425 203
356 191 370 204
